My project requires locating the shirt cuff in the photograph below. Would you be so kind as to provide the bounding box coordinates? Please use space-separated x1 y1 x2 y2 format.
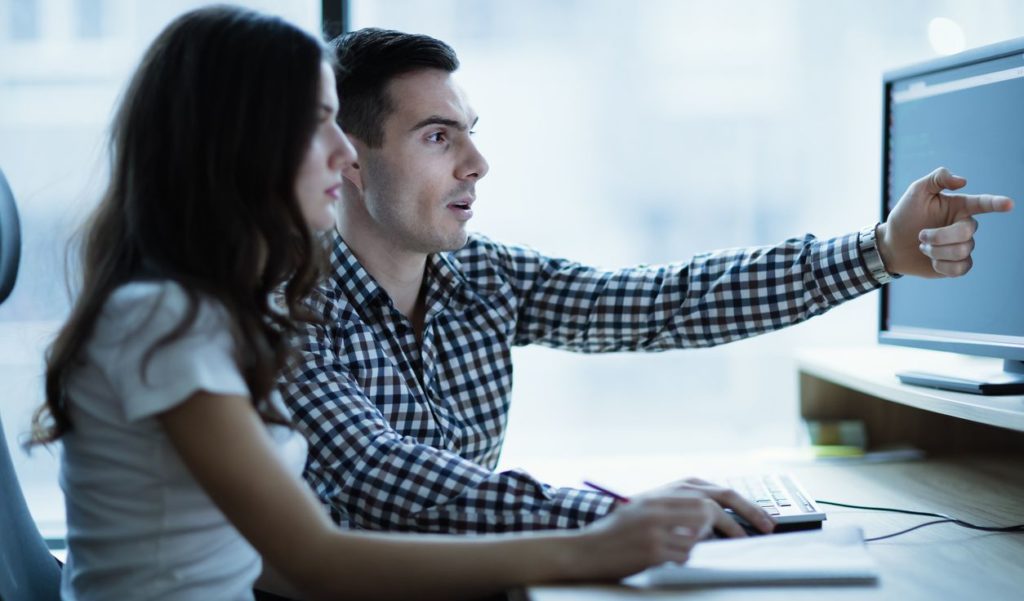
813 232 882 304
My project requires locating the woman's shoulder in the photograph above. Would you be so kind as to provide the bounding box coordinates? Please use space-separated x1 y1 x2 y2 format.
85 280 249 418
105 279 189 313
95 280 228 343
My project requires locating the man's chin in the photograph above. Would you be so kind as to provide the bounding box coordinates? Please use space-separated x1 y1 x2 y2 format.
412 230 469 254
439 231 470 252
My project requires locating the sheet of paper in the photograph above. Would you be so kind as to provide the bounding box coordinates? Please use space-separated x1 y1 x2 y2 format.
623 526 879 588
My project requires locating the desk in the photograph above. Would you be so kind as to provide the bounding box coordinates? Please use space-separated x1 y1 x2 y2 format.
517 347 1024 601
519 456 1024 600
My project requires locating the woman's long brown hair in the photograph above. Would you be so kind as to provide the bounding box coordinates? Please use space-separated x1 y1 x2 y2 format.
31 6 329 443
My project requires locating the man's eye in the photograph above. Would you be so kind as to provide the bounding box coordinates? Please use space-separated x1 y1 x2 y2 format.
427 131 446 143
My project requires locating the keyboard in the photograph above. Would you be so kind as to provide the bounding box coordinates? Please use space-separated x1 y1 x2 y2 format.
724 473 826 532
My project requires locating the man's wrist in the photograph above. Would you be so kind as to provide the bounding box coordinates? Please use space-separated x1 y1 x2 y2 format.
875 223 897 270
859 223 900 285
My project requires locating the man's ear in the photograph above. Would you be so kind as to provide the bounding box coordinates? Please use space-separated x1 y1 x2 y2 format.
341 135 369 192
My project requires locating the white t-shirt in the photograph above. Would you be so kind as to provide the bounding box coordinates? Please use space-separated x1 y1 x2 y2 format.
59 281 308 601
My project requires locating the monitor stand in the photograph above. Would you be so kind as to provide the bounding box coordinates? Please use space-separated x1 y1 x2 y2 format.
897 359 1024 396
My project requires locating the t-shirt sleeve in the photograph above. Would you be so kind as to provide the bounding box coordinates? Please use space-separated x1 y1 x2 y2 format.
92 282 250 422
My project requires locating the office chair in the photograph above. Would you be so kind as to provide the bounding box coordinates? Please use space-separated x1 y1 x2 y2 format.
0 167 61 601
0 167 19 304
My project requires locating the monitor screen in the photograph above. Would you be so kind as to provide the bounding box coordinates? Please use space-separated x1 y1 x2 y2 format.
880 38 1024 393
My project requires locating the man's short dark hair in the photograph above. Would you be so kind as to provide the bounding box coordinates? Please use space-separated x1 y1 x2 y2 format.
330 28 459 147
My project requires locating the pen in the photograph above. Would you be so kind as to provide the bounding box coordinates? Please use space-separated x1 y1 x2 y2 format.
582 480 631 504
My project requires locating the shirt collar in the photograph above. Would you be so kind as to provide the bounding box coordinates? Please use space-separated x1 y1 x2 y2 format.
327 231 388 308
327 231 467 315
424 248 468 318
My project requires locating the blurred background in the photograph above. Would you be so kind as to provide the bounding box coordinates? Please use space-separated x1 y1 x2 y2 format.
2 0 1023 535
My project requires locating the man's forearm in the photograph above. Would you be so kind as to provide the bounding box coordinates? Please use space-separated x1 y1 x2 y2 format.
309 445 615 533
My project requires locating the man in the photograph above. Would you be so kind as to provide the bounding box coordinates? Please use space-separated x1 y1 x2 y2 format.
281 29 1013 534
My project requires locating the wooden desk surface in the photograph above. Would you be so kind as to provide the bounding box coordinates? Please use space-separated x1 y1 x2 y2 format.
518 456 1024 601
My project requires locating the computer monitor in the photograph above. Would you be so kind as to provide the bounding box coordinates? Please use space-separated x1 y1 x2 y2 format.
879 37 1024 396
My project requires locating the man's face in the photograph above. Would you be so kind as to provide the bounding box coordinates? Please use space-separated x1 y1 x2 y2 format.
350 69 489 254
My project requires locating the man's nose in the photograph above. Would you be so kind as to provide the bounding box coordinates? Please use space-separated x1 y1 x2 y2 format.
456 139 489 181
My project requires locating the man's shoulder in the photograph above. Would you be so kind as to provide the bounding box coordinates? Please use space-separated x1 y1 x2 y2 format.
454 232 505 258
448 234 584 300
451 232 544 273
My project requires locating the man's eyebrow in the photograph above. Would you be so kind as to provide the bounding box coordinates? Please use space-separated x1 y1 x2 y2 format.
409 115 479 132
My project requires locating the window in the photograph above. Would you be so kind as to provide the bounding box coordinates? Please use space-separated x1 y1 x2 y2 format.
348 0 1024 477
75 0 107 39
4 0 1024 536
8 0 40 40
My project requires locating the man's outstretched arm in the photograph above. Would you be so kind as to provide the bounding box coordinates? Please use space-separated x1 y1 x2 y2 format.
491 167 1012 352
490 232 875 351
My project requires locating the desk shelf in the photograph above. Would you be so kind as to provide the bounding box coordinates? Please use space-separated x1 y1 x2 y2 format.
798 346 1024 453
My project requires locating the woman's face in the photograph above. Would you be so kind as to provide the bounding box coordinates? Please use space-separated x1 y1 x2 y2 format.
295 62 357 231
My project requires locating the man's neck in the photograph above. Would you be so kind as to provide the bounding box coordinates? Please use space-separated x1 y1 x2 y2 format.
336 223 428 325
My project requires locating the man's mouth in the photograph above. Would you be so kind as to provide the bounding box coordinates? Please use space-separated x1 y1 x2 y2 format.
446 197 475 221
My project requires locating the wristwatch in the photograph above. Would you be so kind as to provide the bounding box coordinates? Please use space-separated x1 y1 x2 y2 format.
858 223 900 285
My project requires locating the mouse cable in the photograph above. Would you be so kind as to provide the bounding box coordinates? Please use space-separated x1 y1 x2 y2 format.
814 499 1024 542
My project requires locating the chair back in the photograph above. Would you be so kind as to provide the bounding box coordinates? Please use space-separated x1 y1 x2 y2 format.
0 168 61 600
0 413 62 601
0 167 20 304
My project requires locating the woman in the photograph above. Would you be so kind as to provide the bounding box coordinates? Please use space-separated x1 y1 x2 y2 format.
33 6 740 600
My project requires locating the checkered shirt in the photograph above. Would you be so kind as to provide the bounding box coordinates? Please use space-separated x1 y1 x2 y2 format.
281 229 881 533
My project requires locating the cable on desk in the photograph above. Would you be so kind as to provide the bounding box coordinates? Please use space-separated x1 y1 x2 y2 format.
815 499 1024 542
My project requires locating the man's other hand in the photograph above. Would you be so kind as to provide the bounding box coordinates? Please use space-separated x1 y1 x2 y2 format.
627 477 775 537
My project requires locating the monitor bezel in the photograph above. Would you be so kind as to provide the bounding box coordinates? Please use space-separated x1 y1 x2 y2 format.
878 36 1024 362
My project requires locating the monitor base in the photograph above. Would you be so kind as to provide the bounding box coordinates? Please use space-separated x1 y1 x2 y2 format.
897 360 1024 395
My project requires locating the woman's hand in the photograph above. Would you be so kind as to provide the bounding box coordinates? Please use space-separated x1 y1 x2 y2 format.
567 492 734 581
